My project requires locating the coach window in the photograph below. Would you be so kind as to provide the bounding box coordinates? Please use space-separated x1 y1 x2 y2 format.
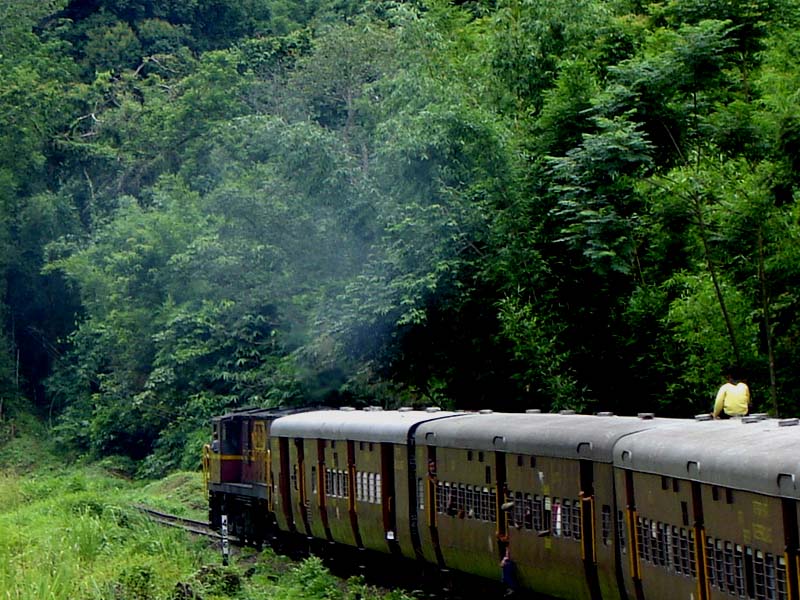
523 494 533 530
636 518 647 565
467 450 473 461
485 466 492 484
223 421 242 454
570 500 580 538
652 521 663 564
457 483 466 517
669 526 680 572
714 539 732 592
551 499 562 537
480 487 490 521
253 423 266 452
601 505 611 545
512 491 524 527
746 547 787 600
241 422 250 454
445 483 456 516
533 496 544 532
370 473 378 503
561 500 571 538
465 484 478 520
685 528 697 577
311 467 317 494
517 455 524 467
478 451 484 462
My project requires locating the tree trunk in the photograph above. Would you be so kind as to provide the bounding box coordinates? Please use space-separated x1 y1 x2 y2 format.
757 227 779 415
692 190 741 368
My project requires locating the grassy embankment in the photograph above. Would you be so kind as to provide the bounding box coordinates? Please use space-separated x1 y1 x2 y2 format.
0 415 412 600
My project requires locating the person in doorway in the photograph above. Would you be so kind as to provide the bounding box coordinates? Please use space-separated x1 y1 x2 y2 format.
712 370 750 419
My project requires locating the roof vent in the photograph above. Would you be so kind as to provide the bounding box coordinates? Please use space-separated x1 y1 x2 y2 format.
339 406 356 411
694 414 713 422
638 412 655 420
742 415 760 424
597 411 614 417
425 407 442 413
398 407 413 412
479 409 494 415
779 418 799 427
559 409 576 415
525 409 542 414
751 413 769 420
364 406 383 412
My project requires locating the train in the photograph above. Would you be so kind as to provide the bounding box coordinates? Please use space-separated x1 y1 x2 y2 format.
202 406 800 600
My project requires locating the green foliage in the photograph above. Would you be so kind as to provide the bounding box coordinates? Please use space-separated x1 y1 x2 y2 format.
0 410 59 473
286 19 397 133
4 0 800 470
83 14 144 73
549 113 653 276
497 294 586 411
489 0 612 113
0 444 412 600
265 556 414 600
664 272 759 413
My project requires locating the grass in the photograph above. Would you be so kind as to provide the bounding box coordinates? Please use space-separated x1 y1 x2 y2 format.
0 425 414 600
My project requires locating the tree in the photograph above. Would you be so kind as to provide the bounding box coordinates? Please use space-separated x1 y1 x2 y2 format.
489 0 612 114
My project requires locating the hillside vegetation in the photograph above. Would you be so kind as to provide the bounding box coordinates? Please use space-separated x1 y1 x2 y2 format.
0 424 410 599
1 0 800 472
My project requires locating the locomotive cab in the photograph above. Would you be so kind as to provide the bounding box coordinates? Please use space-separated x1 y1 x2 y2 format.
206 406 323 542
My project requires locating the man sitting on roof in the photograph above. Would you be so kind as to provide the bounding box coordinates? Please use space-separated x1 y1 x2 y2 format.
712 370 750 419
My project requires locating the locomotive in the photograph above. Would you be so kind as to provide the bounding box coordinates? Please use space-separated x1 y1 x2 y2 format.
203 406 800 600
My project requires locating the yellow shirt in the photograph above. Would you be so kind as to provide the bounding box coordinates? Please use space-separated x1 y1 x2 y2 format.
713 382 750 417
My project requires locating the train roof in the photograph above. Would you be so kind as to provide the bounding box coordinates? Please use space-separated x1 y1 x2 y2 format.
269 408 464 444
613 417 800 499
414 411 679 462
212 406 323 422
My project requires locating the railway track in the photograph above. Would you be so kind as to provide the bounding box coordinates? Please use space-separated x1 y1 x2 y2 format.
134 505 227 540
136 505 542 598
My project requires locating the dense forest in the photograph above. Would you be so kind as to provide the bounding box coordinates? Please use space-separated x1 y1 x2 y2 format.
2 0 799 475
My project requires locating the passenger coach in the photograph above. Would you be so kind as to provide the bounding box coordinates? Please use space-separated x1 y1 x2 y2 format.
412 410 674 600
267 406 462 558
614 415 800 600
204 407 800 600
